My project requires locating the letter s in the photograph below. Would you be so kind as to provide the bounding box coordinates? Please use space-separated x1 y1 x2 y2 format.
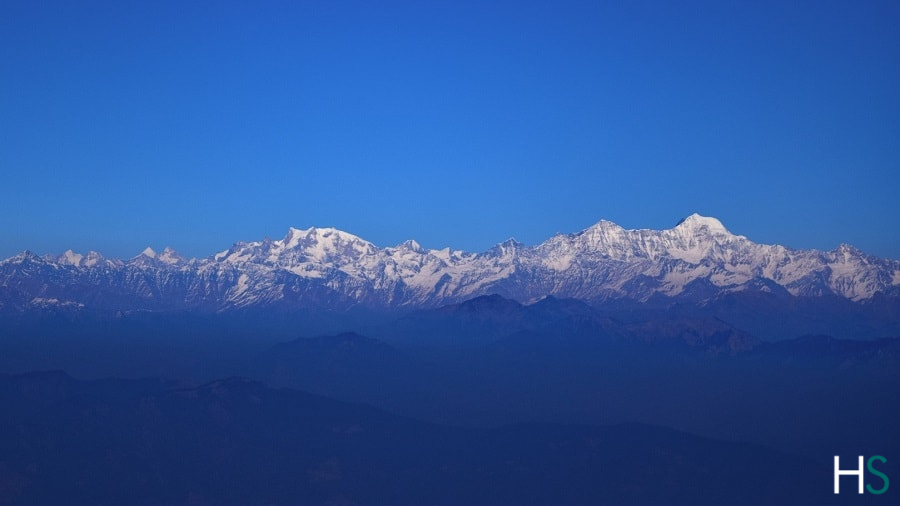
866 455 889 495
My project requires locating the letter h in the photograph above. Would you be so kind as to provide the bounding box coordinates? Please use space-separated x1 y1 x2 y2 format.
834 456 865 494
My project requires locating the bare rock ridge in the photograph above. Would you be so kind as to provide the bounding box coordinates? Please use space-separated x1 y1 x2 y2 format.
1 214 898 313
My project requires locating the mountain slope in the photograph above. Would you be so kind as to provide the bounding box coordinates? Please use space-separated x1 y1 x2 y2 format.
0 371 840 505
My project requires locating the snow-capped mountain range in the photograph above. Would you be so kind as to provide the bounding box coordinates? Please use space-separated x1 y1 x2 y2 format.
2 214 898 314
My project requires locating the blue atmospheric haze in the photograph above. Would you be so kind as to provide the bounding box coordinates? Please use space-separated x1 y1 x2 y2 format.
1 0 898 260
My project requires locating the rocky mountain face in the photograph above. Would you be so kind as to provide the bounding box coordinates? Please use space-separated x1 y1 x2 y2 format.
1 214 898 315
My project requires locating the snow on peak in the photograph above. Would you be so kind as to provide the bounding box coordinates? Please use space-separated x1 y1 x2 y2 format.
53 249 107 267
489 238 522 256
835 243 862 254
59 249 84 266
6 251 43 263
158 247 185 265
282 226 369 247
674 214 729 234
265 225 378 267
397 239 424 253
311 226 367 243
283 227 305 247
82 251 105 267
139 247 157 258
586 219 624 231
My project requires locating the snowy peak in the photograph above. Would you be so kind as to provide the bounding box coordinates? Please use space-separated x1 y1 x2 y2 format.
673 213 730 235
488 238 523 257
56 250 107 267
125 246 186 267
835 243 863 256
82 251 106 267
58 249 84 266
158 247 186 265
282 227 306 249
4 251 44 265
396 239 425 253
282 226 371 248
283 226 368 243
277 226 376 262
212 226 380 270
584 219 624 232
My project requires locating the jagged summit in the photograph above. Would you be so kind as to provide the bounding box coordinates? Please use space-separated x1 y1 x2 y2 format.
126 246 186 267
395 239 425 253
490 238 522 255
8 251 42 263
59 249 83 266
835 243 864 255
1 216 898 313
580 219 624 234
158 247 185 265
55 250 107 268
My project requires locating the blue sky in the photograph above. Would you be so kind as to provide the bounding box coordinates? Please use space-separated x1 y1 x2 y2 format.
1 0 898 259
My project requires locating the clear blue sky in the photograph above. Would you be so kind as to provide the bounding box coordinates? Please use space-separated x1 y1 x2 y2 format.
1 0 898 259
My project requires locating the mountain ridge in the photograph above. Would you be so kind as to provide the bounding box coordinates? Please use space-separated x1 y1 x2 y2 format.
2 214 898 314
